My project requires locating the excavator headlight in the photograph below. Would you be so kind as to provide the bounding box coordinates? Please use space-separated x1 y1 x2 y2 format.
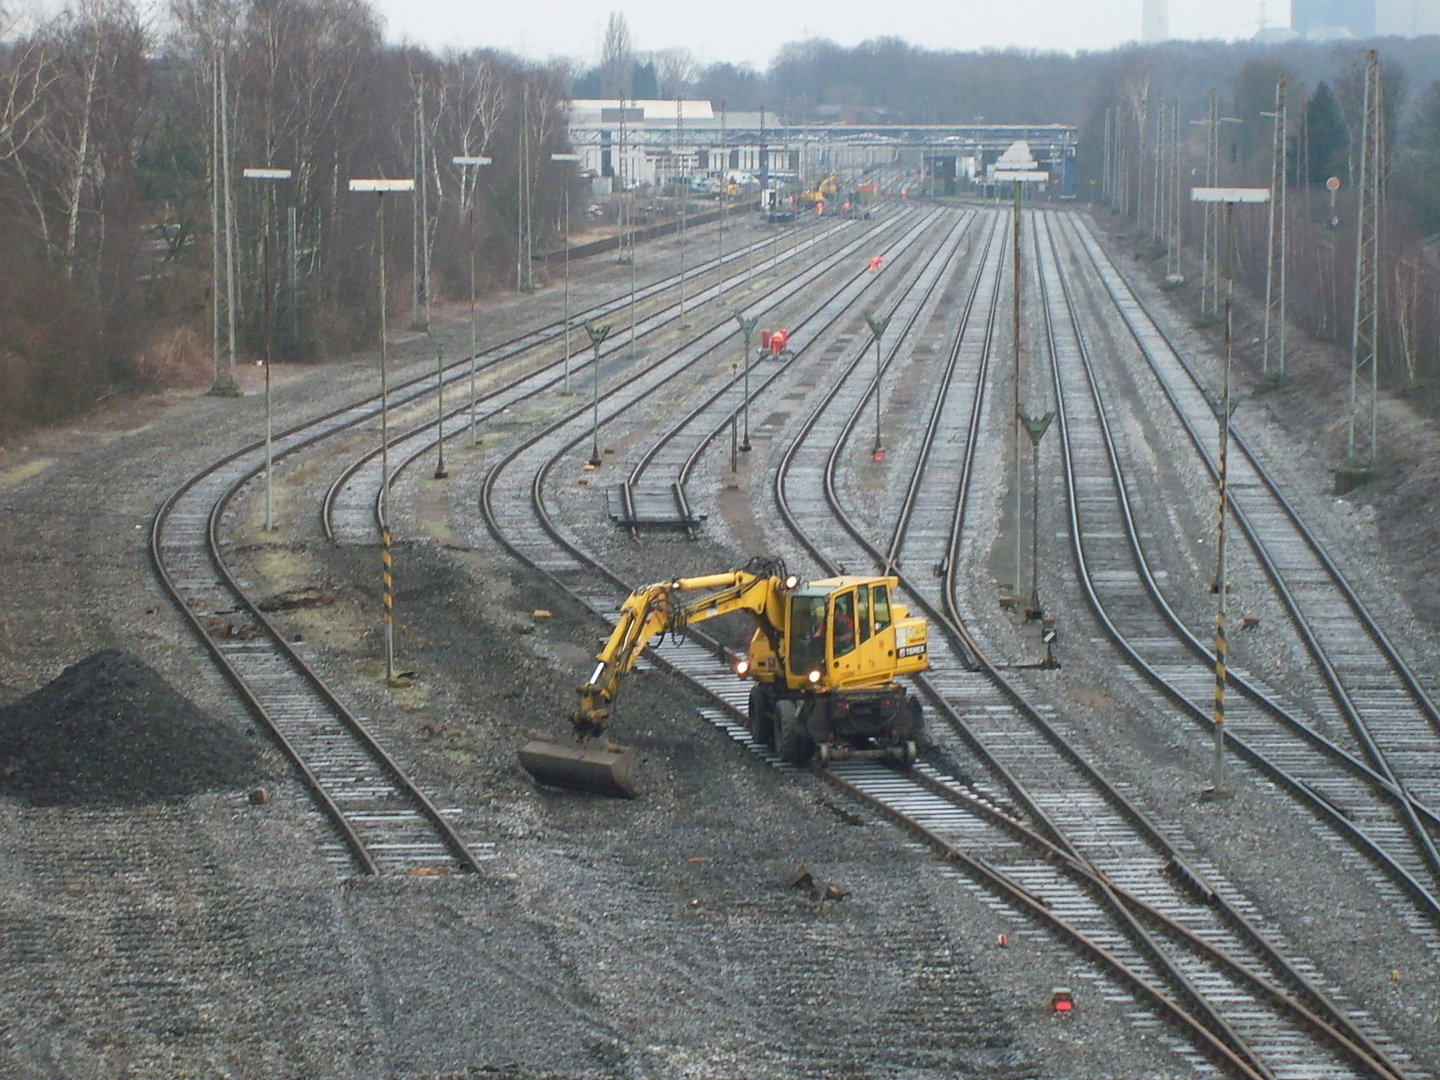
784 574 800 590
670 580 683 591
808 669 822 684
734 658 750 677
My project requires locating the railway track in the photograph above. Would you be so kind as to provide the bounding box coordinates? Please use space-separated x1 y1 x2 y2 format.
1070 213 1440 818
776 208 1420 1080
150 441 488 875
469 202 1423 1077
1043 210 1440 927
475 206 949 603
325 209 905 542
151 211 866 875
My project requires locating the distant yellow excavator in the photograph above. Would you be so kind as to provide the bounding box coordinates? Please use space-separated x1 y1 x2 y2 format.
801 174 839 204
519 557 929 797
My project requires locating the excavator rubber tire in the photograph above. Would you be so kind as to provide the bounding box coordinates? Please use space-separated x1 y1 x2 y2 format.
774 700 811 765
518 737 638 798
903 696 925 745
747 684 774 746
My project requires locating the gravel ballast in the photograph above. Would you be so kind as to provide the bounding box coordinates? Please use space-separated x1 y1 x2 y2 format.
2 205 1438 1077
0 649 263 807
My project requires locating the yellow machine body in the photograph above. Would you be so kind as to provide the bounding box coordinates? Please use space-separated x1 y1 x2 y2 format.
518 559 930 797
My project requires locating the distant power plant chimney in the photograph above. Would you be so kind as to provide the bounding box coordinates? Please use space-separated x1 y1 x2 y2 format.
1142 0 1170 41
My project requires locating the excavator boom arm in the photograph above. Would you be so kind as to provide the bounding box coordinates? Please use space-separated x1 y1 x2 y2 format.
573 567 789 738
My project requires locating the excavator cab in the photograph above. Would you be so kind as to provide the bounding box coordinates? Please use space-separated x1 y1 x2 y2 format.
778 579 922 689
748 576 928 766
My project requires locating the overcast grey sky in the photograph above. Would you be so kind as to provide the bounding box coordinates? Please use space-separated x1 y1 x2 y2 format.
372 0 1285 69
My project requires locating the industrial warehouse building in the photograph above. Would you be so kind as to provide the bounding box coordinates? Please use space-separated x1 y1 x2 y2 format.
567 99 1078 196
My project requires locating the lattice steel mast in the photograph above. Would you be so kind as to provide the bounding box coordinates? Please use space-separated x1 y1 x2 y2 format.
1262 76 1288 380
1348 51 1383 469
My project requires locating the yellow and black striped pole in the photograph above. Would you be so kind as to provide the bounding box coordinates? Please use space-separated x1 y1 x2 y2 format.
382 525 398 684
348 177 415 689
1211 203 1236 796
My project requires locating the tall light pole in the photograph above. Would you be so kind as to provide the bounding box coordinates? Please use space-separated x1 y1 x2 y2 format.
584 320 612 467
864 311 891 456
551 153 581 393
1348 50 1383 477
518 84 534 293
349 177 416 689
242 167 292 532
1191 184 1269 798
453 155 492 442
1192 97 1243 319
734 313 758 451
717 100 727 298
211 46 240 396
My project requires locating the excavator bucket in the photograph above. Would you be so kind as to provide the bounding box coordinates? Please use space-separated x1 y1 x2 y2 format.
518 735 638 799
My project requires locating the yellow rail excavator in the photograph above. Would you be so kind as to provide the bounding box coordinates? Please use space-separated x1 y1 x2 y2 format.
801 174 839 205
519 558 929 797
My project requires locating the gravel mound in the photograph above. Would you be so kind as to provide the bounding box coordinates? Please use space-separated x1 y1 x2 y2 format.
0 649 262 806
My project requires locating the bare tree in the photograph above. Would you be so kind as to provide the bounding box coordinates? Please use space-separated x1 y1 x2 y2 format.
1391 256 1423 384
653 48 696 100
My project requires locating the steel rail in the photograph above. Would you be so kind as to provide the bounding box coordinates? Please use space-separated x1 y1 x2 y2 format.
1066 213 1440 824
143 211 873 874
320 205 859 540
781 207 1413 1080
475 208 948 594
1031 210 1422 1078
327 211 910 542
625 213 979 512
151 430 487 875
776 210 1302 1079
524 205 1286 1076
472 205 1412 1079
1038 209 1440 921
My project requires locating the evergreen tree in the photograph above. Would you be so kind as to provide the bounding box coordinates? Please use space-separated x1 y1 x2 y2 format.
1307 82 1348 186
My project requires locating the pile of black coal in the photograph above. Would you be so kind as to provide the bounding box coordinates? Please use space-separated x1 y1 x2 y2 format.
0 649 263 807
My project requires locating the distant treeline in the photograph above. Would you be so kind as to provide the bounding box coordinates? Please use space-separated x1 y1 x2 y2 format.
9 6 1440 442
586 27 1440 401
0 0 568 440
